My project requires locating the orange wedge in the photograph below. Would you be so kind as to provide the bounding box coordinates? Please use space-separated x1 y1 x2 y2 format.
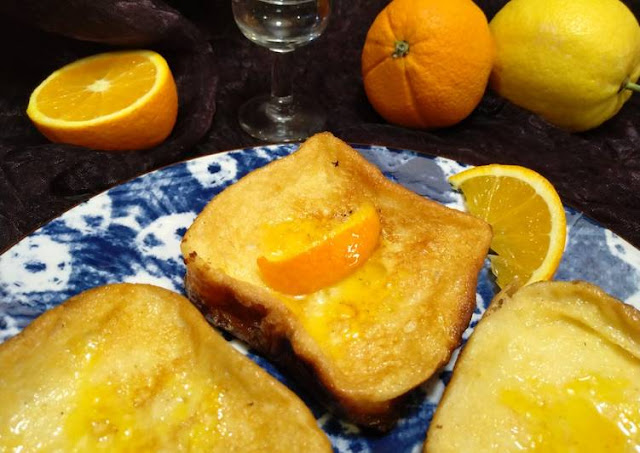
26 50 178 151
257 202 381 295
449 164 566 289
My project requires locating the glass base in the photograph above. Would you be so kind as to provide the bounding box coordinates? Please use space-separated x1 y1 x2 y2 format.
238 94 326 143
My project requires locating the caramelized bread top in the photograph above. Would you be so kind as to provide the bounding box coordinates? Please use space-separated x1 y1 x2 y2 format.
0 283 331 452
425 281 640 452
182 132 492 404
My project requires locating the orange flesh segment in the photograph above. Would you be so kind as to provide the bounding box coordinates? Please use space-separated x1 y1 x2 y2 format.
35 54 157 121
257 202 381 295
463 175 552 285
450 165 566 289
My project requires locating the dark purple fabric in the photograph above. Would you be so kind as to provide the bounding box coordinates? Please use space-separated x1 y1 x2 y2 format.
1 0 639 253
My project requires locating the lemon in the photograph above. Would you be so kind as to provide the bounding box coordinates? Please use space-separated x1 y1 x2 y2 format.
489 0 640 131
27 50 178 151
449 164 567 289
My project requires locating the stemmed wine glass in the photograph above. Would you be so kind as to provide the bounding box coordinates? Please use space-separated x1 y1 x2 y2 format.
232 0 331 142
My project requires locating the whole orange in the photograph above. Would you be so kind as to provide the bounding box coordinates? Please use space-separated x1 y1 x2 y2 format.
361 0 494 129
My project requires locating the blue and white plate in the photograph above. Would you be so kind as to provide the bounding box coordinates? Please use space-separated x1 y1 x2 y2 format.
1 144 640 452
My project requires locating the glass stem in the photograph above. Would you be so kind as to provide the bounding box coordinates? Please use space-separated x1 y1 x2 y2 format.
267 52 295 121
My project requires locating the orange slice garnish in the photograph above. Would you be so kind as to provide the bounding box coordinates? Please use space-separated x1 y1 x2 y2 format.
449 164 567 289
257 202 381 295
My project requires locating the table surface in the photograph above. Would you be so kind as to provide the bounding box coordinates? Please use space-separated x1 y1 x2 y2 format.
1 0 640 254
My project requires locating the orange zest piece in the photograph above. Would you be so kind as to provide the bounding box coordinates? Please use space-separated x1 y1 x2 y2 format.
449 164 567 289
26 50 178 151
257 202 381 295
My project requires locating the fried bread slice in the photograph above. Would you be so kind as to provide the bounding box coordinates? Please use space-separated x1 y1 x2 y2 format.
425 281 640 452
181 132 492 429
0 283 331 452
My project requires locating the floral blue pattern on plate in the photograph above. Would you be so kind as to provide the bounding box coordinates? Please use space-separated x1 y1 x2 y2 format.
1 144 639 452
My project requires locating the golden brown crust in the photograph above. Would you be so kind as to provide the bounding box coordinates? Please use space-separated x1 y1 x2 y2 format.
182 132 492 430
184 264 413 430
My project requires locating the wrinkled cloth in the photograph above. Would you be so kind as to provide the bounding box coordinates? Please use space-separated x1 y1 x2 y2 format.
0 0 217 250
1 0 639 253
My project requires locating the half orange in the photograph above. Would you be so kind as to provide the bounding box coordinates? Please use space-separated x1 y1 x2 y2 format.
27 50 178 151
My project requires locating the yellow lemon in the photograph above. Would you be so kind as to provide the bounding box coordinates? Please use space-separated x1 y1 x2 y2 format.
490 0 640 131
449 164 567 289
27 50 178 151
